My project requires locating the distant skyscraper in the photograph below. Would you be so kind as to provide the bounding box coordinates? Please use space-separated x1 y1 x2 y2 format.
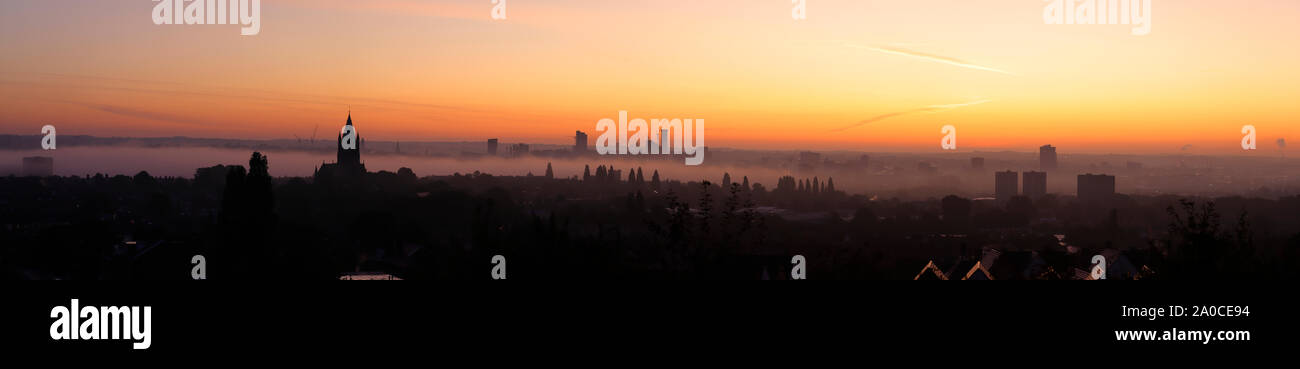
995 171 1018 201
800 151 821 165
510 143 530 156
1039 145 1058 170
970 157 985 170
487 139 499 156
574 131 588 152
21 156 53 177
1023 171 1047 198
798 151 821 173
1077 174 1116 203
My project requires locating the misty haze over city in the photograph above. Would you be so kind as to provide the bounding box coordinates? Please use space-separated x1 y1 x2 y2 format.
4 134 1297 200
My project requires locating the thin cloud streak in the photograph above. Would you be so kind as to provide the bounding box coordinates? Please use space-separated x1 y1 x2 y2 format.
832 100 992 132
5 73 573 121
846 44 1017 76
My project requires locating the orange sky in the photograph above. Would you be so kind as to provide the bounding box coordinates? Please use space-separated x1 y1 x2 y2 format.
1 0 1297 154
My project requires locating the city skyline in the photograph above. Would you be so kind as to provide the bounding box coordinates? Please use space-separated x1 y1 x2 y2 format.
1 0 1297 154
4 2 1296 353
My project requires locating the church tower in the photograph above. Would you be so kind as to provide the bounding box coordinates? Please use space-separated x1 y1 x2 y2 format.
337 112 362 169
316 111 367 184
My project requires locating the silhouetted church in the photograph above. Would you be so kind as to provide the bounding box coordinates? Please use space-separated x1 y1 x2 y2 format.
315 112 367 184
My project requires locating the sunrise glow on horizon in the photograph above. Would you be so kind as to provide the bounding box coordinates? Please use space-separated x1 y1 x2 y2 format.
1 0 1297 154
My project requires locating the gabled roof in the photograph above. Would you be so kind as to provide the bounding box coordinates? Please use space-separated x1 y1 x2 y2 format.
961 261 994 280
914 260 949 280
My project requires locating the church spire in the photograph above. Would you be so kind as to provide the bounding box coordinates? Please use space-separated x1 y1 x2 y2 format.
346 110 353 126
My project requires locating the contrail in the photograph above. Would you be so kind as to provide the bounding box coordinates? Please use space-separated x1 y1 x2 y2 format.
847 44 1017 76
832 100 992 132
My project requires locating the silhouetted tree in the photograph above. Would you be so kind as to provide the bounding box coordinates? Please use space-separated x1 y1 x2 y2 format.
721 183 741 243
216 152 277 278
133 171 158 189
777 176 796 193
698 181 713 236
1164 200 1258 279
740 190 758 238
246 152 274 219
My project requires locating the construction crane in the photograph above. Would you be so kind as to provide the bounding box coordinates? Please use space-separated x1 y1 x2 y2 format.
311 124 319 144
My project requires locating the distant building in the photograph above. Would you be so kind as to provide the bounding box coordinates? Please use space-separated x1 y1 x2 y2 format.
315 112 367 183
1039 145 1058 170
22 156 54 177
510 143 530 156
800 151 821 165
487 139 499 156
858 155 870 169
995 171 1018 201
1023 171 1047 198
574 131 588 152
798 151 821 172
651 128 668 152
970 157 985 170
1077 174 1116 203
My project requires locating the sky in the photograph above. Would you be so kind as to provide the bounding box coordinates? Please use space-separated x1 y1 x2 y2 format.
1 0 1297 154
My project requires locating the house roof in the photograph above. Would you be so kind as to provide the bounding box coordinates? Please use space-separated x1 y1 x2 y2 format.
962 261 994 280
914 260 949 280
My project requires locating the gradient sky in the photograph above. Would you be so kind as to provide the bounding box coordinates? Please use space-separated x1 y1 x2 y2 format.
1 0 1297 154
